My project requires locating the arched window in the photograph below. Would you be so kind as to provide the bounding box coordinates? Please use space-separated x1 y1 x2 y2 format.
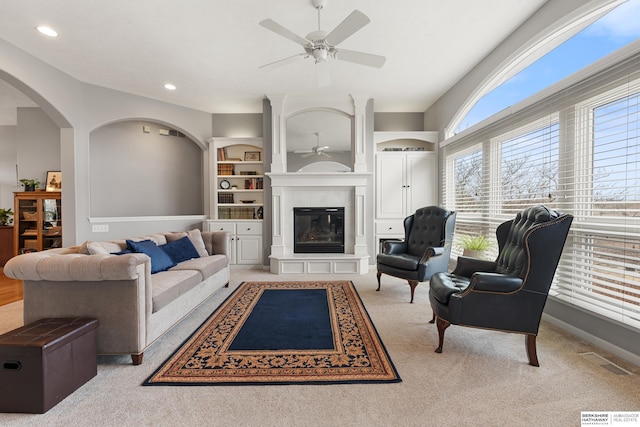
454 0 640 134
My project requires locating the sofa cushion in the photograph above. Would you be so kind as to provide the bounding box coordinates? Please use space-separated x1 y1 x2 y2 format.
151 269 203 312
161 236 200 264
166 229 209 257
170 254 228 280
126 239 175 273
81 240 126 255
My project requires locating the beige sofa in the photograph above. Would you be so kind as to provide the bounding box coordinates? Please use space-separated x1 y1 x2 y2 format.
4 229 230 365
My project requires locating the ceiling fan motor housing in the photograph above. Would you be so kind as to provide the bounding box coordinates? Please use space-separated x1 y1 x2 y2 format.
311 0 327 10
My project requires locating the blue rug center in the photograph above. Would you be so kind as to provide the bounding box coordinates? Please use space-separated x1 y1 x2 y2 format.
228 289 334 351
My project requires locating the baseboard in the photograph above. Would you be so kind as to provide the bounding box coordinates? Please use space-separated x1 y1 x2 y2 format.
542 313 640 368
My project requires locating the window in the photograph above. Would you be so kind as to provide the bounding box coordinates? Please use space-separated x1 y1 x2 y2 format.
441 49 640 330
496 119 559 213
454 0 640 134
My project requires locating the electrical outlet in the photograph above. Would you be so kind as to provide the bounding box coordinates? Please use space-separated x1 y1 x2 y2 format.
92 224 109 233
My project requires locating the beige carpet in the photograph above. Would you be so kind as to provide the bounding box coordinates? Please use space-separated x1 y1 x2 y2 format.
1 268 639 426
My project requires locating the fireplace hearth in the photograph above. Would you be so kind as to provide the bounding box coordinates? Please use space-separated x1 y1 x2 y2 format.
294 207 345 253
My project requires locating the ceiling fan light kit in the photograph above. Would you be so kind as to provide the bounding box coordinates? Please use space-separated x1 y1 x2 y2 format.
259 0 386 87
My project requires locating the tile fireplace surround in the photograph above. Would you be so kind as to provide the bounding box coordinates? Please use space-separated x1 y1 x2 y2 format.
267 171 370 274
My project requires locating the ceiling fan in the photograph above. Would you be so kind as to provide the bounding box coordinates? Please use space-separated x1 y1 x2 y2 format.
259 0 386 87
294 133 333 158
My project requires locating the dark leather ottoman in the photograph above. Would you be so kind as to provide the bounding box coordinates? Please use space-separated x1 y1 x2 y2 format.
0 317 98 413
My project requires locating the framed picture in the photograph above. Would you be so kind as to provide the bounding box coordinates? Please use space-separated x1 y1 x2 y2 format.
244 151 261 161
46 171 62 191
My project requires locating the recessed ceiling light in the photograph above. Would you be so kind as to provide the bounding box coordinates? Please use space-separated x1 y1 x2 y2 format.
36 26 58 37
164 83 177 91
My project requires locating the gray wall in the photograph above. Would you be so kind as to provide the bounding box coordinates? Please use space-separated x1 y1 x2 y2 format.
89 121 203 217
16 107 60 189
374 112 425 131
212 113 263 138
0 125 17 211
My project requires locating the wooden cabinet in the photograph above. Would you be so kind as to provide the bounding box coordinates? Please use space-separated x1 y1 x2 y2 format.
13 191 62 255
0 226 13 266
205 220 263 265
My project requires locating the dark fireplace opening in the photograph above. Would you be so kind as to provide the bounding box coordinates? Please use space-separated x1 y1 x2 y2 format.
294 207 345 254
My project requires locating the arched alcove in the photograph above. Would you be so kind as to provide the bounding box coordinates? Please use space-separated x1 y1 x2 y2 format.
285 108 354 172
89 120 203 217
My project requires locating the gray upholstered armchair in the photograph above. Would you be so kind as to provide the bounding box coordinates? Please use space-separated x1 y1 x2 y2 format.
428 205 573 366
377 206 456 303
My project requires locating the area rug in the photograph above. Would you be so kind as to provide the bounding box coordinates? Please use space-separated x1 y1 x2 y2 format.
144 281 401 385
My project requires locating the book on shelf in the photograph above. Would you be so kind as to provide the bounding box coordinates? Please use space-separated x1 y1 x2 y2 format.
244 178 263 189
217 164 234 175
218 193 234 204
218 207 256 220
217 147 228 161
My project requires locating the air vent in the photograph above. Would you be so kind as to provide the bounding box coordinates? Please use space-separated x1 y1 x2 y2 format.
579 352 633 376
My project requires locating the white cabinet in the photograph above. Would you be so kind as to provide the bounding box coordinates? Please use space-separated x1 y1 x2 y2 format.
375 152 437 219
205 221 263 265
374 131 438 254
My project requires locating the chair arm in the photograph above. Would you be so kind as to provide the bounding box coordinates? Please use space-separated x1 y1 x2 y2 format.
383 240 407 255
468 272 523 293
451 256 497 278
419 247 444 264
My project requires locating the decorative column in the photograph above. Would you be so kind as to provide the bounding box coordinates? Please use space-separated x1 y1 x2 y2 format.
266 94 287 173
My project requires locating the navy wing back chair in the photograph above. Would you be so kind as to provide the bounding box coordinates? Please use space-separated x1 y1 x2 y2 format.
377 206 456 303
428 205 573 366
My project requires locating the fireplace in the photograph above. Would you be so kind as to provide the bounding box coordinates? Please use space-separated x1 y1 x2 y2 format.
294 207 345 253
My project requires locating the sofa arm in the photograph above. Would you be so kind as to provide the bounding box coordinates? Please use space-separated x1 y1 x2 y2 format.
4 252 149 282
201 231 231 257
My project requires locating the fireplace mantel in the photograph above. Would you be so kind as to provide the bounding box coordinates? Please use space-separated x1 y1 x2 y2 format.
266 171 371 274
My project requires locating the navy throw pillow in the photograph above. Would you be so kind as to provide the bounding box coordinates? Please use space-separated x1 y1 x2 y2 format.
160 236 200 264
126 239 175 273
111 249 133 255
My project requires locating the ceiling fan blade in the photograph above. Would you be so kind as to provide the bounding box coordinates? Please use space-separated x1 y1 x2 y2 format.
334 49 386 68
325 10 370 46
259 53 306 70
259 19 310 47
316 60 331 87
301 152 315 158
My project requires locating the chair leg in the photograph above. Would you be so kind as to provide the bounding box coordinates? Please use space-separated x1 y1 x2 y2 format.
376 271 382 292
526 334 540 367
407 280 419 303
435 316 450 353
429 313 435 324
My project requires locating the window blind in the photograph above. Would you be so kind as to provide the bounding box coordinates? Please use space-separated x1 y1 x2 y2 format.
440 42 640 329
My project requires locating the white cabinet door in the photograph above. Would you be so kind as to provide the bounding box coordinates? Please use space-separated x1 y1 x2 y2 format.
376 155 406 219
237 235 263 265
406 153 437 213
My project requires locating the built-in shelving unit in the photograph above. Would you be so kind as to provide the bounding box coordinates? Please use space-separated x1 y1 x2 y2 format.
208 137 264 221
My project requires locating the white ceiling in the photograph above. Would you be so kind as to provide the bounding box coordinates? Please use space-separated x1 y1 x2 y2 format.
0 0 547 120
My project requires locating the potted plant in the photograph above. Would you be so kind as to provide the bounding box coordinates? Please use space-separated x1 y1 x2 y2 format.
0 208 13 226
457 234 492 258
20 178 41 192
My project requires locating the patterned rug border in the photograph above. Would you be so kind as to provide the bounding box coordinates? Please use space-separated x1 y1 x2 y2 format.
143 281 401 386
